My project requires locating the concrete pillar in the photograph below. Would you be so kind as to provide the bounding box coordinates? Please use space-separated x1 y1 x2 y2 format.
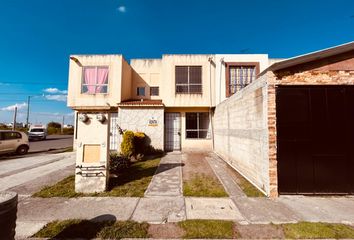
75 112 110 193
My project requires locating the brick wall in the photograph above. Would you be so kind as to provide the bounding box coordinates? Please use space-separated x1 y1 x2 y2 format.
267 53 354 198
214 75 270 195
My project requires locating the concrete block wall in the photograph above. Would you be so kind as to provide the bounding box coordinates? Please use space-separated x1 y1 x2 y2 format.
213 75 270 195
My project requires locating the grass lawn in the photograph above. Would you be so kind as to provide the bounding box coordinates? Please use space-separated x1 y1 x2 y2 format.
282 222 354 239
183 173 228 197
226 165 265 197
33 219 149 239
32 158 161 198
178 220 235 239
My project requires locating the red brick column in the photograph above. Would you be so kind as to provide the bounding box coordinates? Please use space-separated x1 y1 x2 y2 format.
267 73 278 198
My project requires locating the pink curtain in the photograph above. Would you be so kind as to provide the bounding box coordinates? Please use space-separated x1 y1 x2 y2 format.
84 68 97 94
96 68 109 93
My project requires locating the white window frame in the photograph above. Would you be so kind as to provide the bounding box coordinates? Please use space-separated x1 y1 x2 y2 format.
81 66 109 94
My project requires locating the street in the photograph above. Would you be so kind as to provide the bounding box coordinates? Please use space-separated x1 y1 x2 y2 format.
0 152 75 195
29 134 73 153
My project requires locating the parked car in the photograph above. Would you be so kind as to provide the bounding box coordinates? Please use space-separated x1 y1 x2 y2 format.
0 130 30 155
28 124 47 141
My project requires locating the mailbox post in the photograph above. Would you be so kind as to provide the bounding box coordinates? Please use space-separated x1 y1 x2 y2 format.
75 112 110 193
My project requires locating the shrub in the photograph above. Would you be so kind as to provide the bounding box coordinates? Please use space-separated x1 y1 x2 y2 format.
47 126 60 135
109 152 130 173
134 132 146 154
121 131 135 157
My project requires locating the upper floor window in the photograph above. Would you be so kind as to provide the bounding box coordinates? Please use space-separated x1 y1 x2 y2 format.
82 66 109 94
137 87 145 96
150 86 159 96
226 63 259 97
175 66 202 94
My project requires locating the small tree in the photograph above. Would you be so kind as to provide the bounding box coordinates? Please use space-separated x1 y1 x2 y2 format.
121 131 135 157
47 121 61 129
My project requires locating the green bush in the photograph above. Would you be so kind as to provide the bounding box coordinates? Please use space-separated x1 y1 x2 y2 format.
121 131 135 157
63 128 74 135
134 132 146 154
109 152 130 173
47 127 60 135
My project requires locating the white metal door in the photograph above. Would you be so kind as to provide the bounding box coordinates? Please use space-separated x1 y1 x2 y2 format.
110 112 118 151
164 113 181 151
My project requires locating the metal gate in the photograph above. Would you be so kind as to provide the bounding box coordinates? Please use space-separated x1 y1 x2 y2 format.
277 86 354 194
110 112 118 151
164 113 181 151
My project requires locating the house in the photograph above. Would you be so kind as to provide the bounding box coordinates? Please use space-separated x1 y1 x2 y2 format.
67 41 354 197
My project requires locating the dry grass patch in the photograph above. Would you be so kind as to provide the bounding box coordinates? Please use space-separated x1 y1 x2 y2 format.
282 222 354 239
33 219 149 239
148 223 185 239
182 152 228 197
179 220 235 239
33 158 160 197
225 164 265 197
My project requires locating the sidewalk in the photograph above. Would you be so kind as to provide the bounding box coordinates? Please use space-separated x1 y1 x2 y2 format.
15 152 354 238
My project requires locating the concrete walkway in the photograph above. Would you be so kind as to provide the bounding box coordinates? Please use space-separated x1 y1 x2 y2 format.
144 152 183 197
13 151 354 239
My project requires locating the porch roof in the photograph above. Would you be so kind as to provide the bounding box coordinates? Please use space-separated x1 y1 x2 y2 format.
117 99 164 107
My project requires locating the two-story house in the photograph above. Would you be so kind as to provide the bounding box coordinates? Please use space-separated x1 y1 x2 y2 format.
67 53 271 153
67 41 354 197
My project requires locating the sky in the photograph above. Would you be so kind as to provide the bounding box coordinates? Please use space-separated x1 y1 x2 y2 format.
0 0 353 125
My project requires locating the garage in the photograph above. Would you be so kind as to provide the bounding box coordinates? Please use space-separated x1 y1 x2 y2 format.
276 86 354 194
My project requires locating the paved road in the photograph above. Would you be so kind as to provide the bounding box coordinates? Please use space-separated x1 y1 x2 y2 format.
0 152 75 194
29 134 73 153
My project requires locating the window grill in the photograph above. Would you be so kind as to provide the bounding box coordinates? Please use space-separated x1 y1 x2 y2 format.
175 66 202 94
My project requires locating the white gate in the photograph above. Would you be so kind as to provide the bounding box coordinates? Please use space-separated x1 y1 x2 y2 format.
110 112 118 151
164 112 181 151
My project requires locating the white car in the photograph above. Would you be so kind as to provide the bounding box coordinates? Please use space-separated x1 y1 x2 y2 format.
0 130 30 155
28 125 47 141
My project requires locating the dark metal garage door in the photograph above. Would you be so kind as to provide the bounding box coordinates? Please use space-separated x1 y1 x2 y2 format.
276 86 354 194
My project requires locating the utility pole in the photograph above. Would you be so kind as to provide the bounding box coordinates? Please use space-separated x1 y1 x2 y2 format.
26 96 30 128
61 115 64 134
12 107 17 130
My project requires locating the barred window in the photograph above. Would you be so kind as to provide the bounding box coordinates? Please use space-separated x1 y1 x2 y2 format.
150 86 159 96
226 63 259 97
176 66 202 94
186 112 210 139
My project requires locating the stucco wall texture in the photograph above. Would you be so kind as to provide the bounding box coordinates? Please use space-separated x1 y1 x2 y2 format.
213 75 270 195
117 107 164 150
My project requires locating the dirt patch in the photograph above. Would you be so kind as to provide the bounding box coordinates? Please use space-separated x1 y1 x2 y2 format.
235 224 285 239
182 152 217 181
148 223 185 239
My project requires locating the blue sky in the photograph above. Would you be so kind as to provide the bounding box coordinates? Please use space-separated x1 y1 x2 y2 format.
0 0 353 124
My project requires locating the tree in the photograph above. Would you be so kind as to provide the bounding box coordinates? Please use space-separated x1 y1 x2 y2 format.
47 121 61 129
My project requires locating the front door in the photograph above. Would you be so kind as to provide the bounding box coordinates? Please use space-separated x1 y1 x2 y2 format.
164 113 181 151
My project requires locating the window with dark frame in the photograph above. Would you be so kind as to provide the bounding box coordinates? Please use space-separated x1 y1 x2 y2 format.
186 112 210 139
150 86 159 96
175 66 202 94
226 63 259 97
137 87 145 96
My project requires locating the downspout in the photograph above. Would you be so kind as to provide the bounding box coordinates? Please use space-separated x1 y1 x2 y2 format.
208 56 215 151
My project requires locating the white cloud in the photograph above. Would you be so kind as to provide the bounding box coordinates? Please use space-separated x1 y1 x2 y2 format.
44 94 67 102
43 88 68 94
117 6 126 13
1 102 27 111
